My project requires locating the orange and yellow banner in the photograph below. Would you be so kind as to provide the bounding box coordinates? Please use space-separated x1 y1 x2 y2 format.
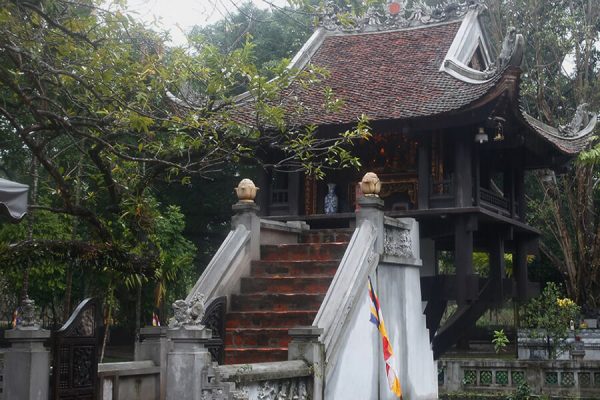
368 277 402 399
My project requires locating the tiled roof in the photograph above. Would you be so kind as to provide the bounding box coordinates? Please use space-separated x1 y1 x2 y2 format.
233 20 596 155
519 110 595 155
238 21 504 127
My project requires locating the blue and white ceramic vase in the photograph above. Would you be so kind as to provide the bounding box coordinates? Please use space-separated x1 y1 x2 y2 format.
324 183 338 214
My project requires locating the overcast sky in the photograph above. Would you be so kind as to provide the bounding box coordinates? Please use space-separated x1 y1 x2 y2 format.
125 0 289 46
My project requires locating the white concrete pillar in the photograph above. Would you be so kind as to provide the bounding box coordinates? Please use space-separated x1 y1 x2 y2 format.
165 327 212 400
136 326 170 400
4 328 51 400
377 219 438 400
288 326 325 400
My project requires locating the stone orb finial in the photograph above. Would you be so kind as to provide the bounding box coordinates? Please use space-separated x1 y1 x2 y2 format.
360 172 381 197
235 178 259 202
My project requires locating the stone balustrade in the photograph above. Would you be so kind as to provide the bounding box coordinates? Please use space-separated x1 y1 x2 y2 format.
0 350 4 400
98 361 161 400
439 358 600 398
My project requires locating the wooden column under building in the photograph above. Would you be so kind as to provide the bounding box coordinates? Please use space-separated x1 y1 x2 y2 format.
505 165 515 218
455 215 474 306
418 139 430 210
514 236 528 302
515 168 525 221
454 133 473 208
489 231 506 301
473 145 481 207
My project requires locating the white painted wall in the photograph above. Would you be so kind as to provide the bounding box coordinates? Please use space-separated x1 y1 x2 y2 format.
324 218 438 400
324 294 380 400
378 264 438 400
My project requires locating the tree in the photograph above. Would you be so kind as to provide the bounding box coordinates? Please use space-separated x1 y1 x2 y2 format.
192 2 313 74
487 0 600 310
0 0 369 330
522 282 580 359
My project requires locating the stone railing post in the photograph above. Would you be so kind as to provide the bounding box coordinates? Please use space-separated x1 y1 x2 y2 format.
4 297 50 400
232 178 260 260
135 326 169 400
288 326 325 400
356 172 384 254
166 327 212 400
165 294 213 400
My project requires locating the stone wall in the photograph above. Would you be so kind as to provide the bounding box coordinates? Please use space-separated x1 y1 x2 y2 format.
0 350 4 400
216 360 313 399
97 361 161 400
518 329 600 360
439 358 600 398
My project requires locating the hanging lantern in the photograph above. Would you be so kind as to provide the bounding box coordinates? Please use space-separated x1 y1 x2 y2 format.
475 127 488 144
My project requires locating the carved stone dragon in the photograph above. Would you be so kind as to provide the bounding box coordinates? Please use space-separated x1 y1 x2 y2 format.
169 293 206 329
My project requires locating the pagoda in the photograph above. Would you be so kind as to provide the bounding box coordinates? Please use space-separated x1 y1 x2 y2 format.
237 0 597 358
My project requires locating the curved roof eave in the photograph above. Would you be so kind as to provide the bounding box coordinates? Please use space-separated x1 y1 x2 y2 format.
517 110 597 155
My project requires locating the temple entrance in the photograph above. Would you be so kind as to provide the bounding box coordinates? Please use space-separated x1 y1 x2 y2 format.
302 130 420 215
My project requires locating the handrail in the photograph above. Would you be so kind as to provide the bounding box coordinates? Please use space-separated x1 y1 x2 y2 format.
313 220 378 371
186 225 251 303
479 187 509 211
217 360 311 384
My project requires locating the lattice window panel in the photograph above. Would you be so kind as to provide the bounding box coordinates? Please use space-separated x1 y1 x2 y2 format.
594 372 600 387
495 370 509 385
545 372 558 385
561 372 575 386
511 371 525 386
480 370 492 385
579 372 591 387
463 370 477 385
438 367 445 385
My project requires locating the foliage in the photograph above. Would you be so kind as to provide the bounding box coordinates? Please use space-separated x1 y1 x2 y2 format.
492 329 510 353
505 383 532 400
0 0 370 327
191 2 312 76
486 0 600 310
521 282 581 359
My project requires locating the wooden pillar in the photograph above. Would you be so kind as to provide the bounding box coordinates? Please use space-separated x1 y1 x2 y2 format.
514 237 528 302
455 215 474 306
418 140 430 210
256 168 270 216
473 146 481 207
288 171 300 216
454 133 473 208
489 232 506 300
505 166 515 218
515 168 525 221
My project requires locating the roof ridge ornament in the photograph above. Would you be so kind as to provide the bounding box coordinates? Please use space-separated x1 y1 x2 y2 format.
559 103 596 137
445 25 524 83
495 26 524 69
318 0 486 33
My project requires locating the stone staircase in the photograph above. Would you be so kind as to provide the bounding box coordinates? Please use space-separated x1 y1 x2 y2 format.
224 229 352 364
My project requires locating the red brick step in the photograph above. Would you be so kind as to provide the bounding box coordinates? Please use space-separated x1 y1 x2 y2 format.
226 310 317 329
261 243 347 261
240 276 333 294
300 229 354 244
225 348 288 364
230 293 326 312
223 228 351 364
225 327 290 348
250 260 339 277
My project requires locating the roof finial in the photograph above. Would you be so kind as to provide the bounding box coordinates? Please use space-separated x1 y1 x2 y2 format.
318 0 486 33
559 104 595 137
496 26 524 69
